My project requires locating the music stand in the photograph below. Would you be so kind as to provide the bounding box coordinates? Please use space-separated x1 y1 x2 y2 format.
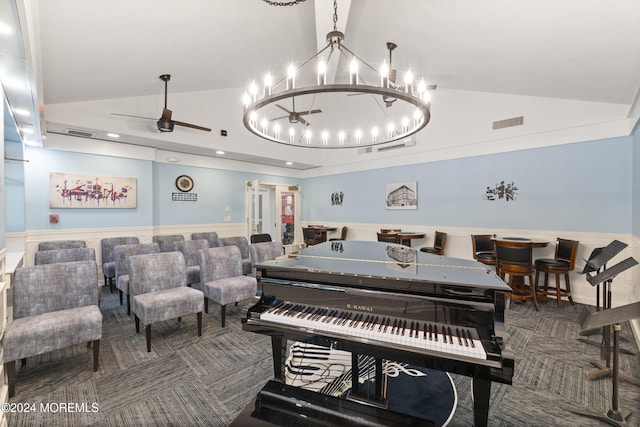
580 255 639 385
564 301 640 426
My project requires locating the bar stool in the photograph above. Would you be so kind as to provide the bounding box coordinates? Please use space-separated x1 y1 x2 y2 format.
420 231 447 255
534 238 579 308
495 240 538 311
471 234 496 267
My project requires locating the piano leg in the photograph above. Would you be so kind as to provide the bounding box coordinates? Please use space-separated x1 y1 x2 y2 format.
348 353 387 408
271 336 286 382
472 377 491 427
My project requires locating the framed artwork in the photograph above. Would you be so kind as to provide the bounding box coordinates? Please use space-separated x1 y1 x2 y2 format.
49 172 137 208
386 182 417 209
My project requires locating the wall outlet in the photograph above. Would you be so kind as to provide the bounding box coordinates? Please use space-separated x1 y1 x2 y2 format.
223 216 231 222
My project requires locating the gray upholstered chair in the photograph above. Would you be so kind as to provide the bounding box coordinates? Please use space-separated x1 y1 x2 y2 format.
34 247 96 265
191 232 222 248
249 241 285 276
174 239 210 286
114 243 160 314
128 251 204 352
152 234 185 252
2 260 102 397
38 240 86 251
198 246 257 327
101 236 140 292
219 236 252 275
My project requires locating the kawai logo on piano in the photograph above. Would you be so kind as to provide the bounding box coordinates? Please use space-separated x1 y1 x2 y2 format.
346 304 374 312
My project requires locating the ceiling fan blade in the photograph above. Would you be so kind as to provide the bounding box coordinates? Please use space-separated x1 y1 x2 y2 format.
161 107 173 121
275 104 293 114
298 116 308 126
297 109 322 116
270 115 289 121
172 120 212 132
111 113 157 121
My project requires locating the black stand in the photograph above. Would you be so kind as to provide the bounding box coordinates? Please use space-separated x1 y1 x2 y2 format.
581 255 638 385
564 302 640 426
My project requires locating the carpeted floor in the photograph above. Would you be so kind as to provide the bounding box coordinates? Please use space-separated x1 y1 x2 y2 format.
5 285 640 426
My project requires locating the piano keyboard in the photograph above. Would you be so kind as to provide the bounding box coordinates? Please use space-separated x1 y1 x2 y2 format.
259 302 488 360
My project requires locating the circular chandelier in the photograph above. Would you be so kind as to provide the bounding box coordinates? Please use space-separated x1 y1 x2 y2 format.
242 0 432 149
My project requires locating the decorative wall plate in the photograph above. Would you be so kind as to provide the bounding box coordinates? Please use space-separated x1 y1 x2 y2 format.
175 175 194 192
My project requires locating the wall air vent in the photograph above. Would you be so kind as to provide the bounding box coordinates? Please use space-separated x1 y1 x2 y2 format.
377 137 417 152
357 146 374 155
492 116 524 130
64 129 96 138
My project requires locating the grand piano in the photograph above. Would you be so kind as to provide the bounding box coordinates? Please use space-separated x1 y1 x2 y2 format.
239 241 514 426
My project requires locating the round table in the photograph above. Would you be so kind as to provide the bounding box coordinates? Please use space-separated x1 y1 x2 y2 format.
396 232 426 247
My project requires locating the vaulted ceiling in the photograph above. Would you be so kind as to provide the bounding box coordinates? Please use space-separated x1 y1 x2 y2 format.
4 0 640 175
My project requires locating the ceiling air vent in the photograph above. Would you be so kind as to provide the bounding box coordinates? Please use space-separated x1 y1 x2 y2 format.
377 137 417 152
64 128 96 138
492 116 524 130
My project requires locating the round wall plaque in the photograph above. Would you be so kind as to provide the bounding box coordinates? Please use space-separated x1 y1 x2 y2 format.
175 175 194 192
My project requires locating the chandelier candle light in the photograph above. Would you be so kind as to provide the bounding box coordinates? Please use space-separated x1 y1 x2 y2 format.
243 0 432 149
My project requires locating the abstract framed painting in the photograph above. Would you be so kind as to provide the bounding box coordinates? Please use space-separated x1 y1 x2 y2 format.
49 172 137 208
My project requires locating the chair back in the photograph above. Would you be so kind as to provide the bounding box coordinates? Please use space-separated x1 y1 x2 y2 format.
38 240 86 251
250 233 272 243
199 246 243 282
339 226 348 240
433 231 446 250
13 261 99 319
377 232 399 244
380 229 401 234
101 236 139 264
471 234 495 258
34 247 96 265
495 240 534 275
250 242 285 269
303 228 321 246
555 238 579 270
128 251 187 296
191 232 222 248
153 234 185 252
219 236 250 259
174 239 210 266
114 243 161 283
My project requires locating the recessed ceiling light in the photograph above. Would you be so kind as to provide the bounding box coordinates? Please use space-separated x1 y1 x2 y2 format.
216 150 225 155
13 108 30 117
106 133 120 138
167 157 180 163
0 22 12 35
286 161 293 166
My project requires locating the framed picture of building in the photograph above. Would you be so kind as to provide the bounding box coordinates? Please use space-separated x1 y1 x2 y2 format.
49 172 137 209
386 182 417 209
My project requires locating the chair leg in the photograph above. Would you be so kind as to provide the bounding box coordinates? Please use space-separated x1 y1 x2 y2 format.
221 305 227 327
197 312 203 336
5 361 16 398
145 325 152 352
104 275 108 287
92 339 100 372
565 273 575 305
135 315 140 333
204 297 209 314
127 293 131 315
529 273 539 311
110 278 115 293
21 358 26 367
177 317 182 322
119 289 123 305
555 273 563 309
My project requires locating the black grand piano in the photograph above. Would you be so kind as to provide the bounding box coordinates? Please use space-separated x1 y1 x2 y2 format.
239 241 514 426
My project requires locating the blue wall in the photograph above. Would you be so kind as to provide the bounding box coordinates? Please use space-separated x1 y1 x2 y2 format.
302 137 632 233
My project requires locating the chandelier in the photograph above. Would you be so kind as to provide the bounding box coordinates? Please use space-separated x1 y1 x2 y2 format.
242 0 432 149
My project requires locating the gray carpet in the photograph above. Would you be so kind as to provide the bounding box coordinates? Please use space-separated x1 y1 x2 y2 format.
5 286 640 426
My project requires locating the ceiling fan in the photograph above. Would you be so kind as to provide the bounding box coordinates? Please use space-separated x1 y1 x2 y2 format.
348 42 436 107
112 74 211 133
270 98 321 126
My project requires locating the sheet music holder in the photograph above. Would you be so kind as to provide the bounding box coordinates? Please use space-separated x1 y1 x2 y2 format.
583 240 626 272
586 258 638 287
564 302 640 426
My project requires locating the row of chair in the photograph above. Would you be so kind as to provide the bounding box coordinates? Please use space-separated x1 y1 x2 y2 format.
4 239 286 397
471 234 579 310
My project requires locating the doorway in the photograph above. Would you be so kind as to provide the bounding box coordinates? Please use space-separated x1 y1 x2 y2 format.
246 181 300 245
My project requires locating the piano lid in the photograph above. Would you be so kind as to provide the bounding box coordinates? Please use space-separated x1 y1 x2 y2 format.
257 241 510 292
